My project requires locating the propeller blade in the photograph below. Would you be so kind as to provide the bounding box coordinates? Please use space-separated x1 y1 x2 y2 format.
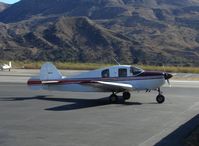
163 72 172 87
167 79 171 87
164 73 173 80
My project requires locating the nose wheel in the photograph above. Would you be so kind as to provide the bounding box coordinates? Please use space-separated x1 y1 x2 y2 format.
156 94 165 104
156 88 165 104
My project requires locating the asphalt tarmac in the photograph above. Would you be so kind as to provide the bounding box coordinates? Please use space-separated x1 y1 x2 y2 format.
0 70 199 146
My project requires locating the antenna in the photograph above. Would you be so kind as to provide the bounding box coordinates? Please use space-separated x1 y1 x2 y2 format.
113 58 120 65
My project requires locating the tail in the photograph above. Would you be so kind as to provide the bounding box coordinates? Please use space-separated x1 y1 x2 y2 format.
40 62 62 81
9 61 12 68
27 62 63 90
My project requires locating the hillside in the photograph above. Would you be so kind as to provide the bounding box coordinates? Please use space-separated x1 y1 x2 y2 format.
0 0 199 66
0 16 143 63
0 2 10 12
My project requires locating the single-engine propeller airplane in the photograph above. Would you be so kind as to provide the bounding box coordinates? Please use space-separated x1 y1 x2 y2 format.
27 63 173 104
0 61 12 71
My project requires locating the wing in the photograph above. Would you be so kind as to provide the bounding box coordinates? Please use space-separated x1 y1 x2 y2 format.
81 81 134 92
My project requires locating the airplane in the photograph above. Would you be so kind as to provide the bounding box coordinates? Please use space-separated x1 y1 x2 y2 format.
0 61 12 71
27 62 173 104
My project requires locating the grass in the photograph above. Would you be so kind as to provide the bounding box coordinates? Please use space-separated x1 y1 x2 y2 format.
1 61 199 73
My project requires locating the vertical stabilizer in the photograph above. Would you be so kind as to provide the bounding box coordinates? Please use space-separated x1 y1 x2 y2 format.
40 62 62 81
9 61 12 68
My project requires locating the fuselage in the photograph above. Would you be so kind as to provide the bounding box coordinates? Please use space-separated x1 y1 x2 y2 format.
28 65 166 92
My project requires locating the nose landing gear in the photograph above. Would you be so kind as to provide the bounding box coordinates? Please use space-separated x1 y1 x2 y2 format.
156 88 165 104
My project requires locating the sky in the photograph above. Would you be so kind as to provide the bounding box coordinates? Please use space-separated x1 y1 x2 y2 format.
0 0 20 4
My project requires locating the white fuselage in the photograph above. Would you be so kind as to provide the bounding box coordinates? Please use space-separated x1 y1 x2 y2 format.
41 78 165 92
28 65 166 92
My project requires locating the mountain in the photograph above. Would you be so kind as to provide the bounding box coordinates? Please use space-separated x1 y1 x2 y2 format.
0 16 143 63
0 0 199 66
0 2 10 12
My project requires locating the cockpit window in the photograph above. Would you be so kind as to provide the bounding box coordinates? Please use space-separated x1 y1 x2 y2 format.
130 66 143 75
101 69 110 78
118 68 127 77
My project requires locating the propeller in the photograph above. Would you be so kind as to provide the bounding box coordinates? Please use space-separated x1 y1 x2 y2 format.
167 79 171 87
164 72 173 87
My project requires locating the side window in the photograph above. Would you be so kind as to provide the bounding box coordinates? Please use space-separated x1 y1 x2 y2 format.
101 69 109 78
118 68 127 77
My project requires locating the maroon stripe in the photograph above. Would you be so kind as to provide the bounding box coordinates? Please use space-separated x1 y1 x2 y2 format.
27 80 42 85
138 71 163 77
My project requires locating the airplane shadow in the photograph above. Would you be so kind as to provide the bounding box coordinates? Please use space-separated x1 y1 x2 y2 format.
0 95 142 111
155 114 199 146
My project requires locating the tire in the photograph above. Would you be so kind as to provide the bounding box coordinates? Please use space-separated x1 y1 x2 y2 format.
123 92 131 100
156 94 165 104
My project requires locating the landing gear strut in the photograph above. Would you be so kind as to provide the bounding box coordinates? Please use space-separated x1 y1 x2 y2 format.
156 88 165 104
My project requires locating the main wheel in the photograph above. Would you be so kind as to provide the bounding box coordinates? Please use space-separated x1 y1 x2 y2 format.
109 94 118 103
123 92 131 100
156 94 165 104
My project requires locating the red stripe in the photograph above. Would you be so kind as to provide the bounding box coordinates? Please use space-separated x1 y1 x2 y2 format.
27 80 42 85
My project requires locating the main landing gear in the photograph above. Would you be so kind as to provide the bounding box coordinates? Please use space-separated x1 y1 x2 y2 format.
109 93 118 103
156 88 165 104
109 92 131 103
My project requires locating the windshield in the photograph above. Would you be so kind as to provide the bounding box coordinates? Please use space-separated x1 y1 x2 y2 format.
130 66 143 76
